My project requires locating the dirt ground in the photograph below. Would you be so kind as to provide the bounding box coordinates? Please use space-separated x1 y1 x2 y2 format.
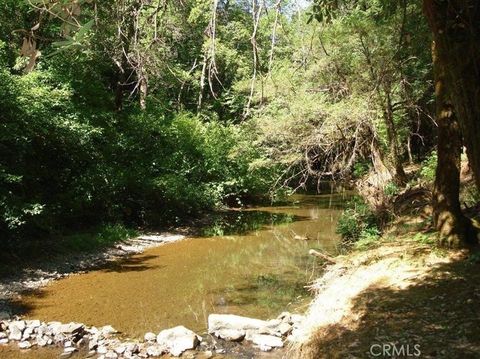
292 236 480 359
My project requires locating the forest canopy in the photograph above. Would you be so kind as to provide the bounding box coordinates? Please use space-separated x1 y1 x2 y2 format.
1 0 479 250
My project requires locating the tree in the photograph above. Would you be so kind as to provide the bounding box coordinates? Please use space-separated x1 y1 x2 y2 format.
431 41 473 247
423 0 480 190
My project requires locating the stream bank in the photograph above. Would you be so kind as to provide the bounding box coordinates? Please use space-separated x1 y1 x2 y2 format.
290 231 480 358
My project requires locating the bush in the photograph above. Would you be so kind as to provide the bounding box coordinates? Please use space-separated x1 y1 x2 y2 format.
336 196 379 243
419 151 437 182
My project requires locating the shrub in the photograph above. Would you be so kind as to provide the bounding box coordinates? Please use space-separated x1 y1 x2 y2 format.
336 196 379 243
419 151 437 182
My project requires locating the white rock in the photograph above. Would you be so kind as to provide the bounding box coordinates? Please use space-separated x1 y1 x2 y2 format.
26 320 41 328
64 340 73 347
249 334 283 348
208 314 269 333
101 325 118 336
36 336 48 347
64 347 77 353
8 322 24 341
146 344 165 357
0 338 9 345
114 345 126 354
144 332 156 342
97 345 109 354
156 326 200 357
59 322 84 334
105 351 118 359
18 340 32 349
214 329 245 341
0 332 7 339
277 322 292 336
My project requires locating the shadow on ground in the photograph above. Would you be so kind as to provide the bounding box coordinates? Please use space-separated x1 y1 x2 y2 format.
299 254 480 358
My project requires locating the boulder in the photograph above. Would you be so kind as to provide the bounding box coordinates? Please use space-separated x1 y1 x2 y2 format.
156 326 200 357
0 338 8 345
0 332 7 339
0 312 10 320
26 320 41 329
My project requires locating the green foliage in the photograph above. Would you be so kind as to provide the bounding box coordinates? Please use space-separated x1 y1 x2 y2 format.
384 182 400 197
413 232 436 246
419 151 438 182
353 161 370 178
336 197 379 243
63 224 138 252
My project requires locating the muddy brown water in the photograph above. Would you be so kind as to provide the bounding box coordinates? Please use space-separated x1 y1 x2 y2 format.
1 193 347 357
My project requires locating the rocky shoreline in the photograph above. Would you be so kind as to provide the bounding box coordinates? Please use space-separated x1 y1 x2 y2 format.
0 312 304 358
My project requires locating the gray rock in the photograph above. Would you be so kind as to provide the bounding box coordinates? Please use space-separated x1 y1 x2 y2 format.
248 334 283 349
144 332 156 342
213 329 245 342
208 314 269 333
18 340 32 349
0 312 10 320
156 326 200 357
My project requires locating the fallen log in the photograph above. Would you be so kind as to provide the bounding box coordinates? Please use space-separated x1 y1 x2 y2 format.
309 249 337 263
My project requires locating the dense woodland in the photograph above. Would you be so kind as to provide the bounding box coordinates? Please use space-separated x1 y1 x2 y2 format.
1 0 480 253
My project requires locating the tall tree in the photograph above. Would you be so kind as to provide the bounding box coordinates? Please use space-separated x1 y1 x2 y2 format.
423 0 480 190
431 41 473 247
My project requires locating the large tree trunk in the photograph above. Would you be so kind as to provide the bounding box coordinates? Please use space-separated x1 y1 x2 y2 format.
423 0 480 190
431 41 472 247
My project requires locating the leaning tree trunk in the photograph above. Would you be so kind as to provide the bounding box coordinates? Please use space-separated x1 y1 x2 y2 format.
424 0 480 190
431 41 472 247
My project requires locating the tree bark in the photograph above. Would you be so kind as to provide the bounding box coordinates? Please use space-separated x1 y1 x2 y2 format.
424 0 480 190
431 40 472 247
